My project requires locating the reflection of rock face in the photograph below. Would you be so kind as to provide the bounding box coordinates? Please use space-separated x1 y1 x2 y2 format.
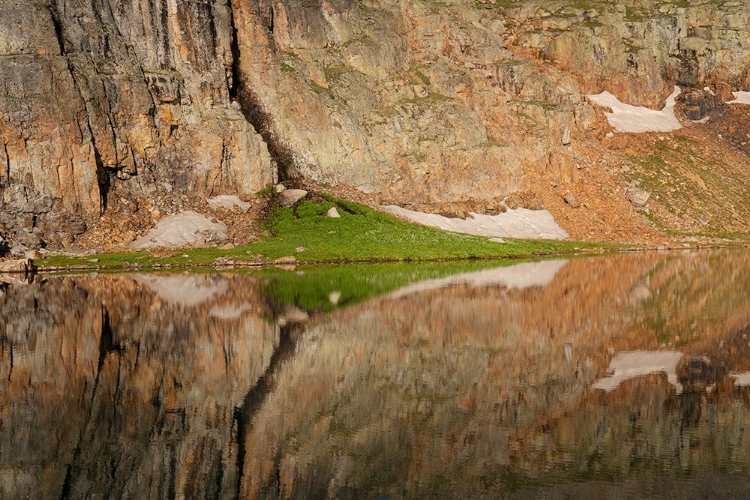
0 274 277 499
1 252 750 498
240 251 750 498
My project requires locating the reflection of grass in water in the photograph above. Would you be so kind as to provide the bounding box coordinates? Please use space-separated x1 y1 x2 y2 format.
259 259 525 313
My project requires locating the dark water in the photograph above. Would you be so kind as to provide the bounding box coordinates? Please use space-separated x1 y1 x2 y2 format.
1 250 749 499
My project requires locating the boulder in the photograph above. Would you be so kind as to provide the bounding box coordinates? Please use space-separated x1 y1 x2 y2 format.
279 189 308 208
627 189 651 209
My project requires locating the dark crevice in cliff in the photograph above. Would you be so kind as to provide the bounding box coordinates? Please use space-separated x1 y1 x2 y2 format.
48 2 66 54
227 4 241 101
235 88 296 183
94 150 110 215
227 4 295 182
233 323 302 498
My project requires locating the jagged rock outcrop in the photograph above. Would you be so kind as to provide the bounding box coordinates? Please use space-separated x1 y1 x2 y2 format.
0 0 273 250
0 273 278 499
1 0 749 249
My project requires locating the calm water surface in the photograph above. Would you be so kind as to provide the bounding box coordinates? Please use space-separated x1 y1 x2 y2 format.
1 250 749 499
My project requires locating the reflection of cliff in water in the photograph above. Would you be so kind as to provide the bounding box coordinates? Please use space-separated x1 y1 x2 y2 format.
0 251 749 499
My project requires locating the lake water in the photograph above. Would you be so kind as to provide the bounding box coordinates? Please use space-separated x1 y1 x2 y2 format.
1 250 749 499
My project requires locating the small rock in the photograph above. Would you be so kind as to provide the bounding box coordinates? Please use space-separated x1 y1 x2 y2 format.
563 190 580 208
275 184 287 193
24 250 43 260
295 247 307 253
207 195 251 213
279 189 307 207
562 127 571 147
329 291 342 305
327 207 341 218
414 85 429 98
489 237 505 243
627 188 651 209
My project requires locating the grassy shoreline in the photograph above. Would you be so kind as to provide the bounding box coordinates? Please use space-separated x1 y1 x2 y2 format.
33 196 630 272
32 193 749 273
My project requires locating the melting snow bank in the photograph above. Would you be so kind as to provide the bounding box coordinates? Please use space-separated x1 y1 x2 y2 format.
129 211 228 249
384 206 569 240
728 91 750 104
388 259 568 299
207 195 251 212
592 351 684 394
588 86 682 133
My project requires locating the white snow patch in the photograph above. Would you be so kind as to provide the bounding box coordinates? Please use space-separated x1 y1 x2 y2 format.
388 259 568 299
129 211 227 249
207 195 251 213
728 91 750 104
730 372 750 386
588 86 683 133
133 275 229 307
592 350 684 394
385 206 569 240
209 302 254 320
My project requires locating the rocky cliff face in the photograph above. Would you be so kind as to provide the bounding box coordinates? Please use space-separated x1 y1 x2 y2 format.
1 0 749 249
0 0 273 249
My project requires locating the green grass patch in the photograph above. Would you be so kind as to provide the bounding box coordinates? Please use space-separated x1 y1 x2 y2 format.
309 81 332 95
251 195 603 262
324 65 349 82
36 195 617 271
414 69 431 86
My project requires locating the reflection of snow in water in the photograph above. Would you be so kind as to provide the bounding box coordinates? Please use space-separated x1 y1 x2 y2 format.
730 372 750 386
588 87 682 133
209 302 253 319
592 351 684 394
133 275 229 307
388 260 568 299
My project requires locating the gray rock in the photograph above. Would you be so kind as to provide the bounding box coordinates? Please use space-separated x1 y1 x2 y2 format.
279 189 308 207
563 190 580 208
627 189 651 209
327 207 341 218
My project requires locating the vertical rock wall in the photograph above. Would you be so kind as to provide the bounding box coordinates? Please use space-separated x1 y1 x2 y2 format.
1 0 749 249
0 0 273 249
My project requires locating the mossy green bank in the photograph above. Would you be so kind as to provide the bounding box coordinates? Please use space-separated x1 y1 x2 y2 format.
37 196 619 271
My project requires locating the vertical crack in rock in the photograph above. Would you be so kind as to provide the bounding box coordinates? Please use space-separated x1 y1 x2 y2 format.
49 1 112 216
48 1 66 54
233 323 302 498
227 2 294 183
